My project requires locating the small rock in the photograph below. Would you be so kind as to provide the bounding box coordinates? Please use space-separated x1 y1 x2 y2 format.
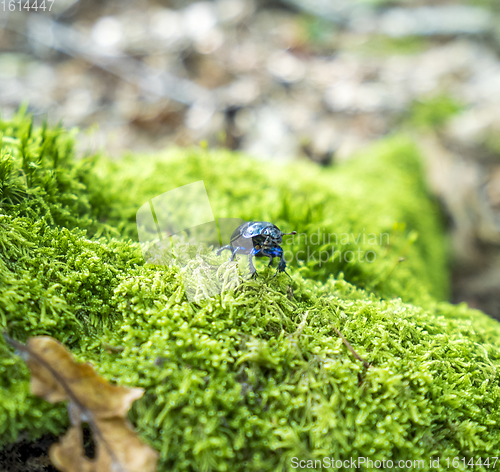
91 16 123 48
183 2 218 41
358 6 493 37
266 50 306 84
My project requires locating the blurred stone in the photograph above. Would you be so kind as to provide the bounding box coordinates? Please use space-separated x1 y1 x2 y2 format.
223 78 259 106
25 62 56 108
454 263 500 319
301 118 341 165
130 101 185 135
50 0 80 15
324 80 403 113
371 6 492 38
487 167 500 212
308 59 347 89
282 101 315 133
63 89 93 123
193 28 225 55
446 107 500 148
91 16 123 48
267 50 306 83
216 0 255 23
150 8 185 48
0 53 21 78
334 132 369 162
0 77 22 102
118 10 157 54
280 0 357 24
233 108 254 135
185 101 216 130
242 106 298 161
187 54 232 89
478 167 500 244
418 134 489 267
228 42 259 73
183 2 218 41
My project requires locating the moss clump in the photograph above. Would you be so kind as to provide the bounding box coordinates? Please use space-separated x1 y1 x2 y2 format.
409 95 464 130
1 111 500 471
352 35 431 57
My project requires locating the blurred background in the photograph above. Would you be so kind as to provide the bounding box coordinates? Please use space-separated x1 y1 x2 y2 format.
0 0 499 318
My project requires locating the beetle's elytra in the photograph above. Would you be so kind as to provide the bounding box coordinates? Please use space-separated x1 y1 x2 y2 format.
217 221 296 277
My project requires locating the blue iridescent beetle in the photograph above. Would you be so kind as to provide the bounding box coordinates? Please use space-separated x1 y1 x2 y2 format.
217 221 296 277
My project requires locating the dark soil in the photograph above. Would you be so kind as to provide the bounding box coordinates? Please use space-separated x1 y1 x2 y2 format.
0 434 59 472
0 427 94 472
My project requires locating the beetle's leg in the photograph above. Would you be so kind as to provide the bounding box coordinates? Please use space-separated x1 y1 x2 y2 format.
230 246 241 261
278 254 286 272
248 254 257 278
248 246 261 278
267 256 274 267
275 248 291 279
217 245 246 262
217 245 233 256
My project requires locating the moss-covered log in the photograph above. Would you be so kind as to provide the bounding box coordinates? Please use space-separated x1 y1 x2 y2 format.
1 111 499 471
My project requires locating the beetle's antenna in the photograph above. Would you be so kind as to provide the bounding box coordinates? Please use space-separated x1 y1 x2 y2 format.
283 231 297 236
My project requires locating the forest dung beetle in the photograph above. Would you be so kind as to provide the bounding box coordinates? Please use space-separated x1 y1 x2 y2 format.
217 221 296 277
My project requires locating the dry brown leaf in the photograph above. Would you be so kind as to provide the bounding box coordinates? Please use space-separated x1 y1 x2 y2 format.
3 333 158 472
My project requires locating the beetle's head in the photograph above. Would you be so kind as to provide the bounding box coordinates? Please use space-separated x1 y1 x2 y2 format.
264 226 297 244
262 225 283 243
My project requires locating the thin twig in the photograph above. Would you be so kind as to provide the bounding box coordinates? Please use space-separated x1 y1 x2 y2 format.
293 310 309 338
287 311 310 362
331 325 371 369
374 257 406 290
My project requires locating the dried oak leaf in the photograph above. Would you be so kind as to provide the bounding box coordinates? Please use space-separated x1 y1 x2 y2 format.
3 334 158 472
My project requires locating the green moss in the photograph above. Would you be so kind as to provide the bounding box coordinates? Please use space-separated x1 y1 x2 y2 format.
409 95 464 130
297 14 338 50
351 35 430 57
2 111 500 471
